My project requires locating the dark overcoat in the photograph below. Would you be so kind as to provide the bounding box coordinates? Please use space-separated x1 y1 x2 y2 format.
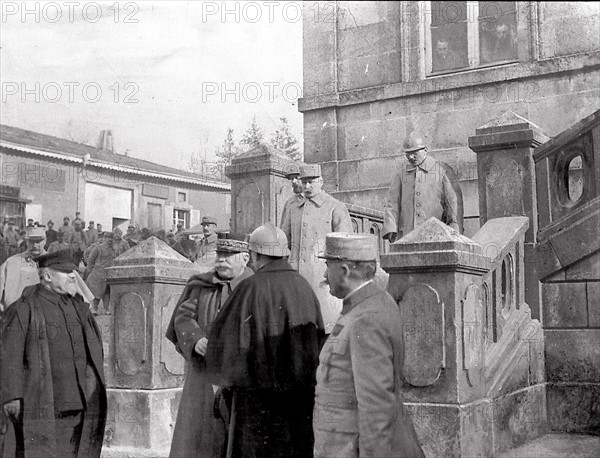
206 258 326 458
313 282 425 458
165 267 253 458
0 285 106 458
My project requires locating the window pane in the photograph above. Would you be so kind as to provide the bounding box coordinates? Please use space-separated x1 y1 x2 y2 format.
479 9 517 64
432 22 469 72
431 1 467 27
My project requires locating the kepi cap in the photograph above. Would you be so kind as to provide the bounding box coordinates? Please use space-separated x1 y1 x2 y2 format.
318 233 378 261
216 232 249 253
299 164 322 180
34 249 78 272
201 216 217 225
285 162 301 178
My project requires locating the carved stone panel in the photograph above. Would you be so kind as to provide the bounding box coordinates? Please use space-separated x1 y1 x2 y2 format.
462 284 483 386
486 158 524 219
161 293 185 376
399 284 445 387
115 292 147 376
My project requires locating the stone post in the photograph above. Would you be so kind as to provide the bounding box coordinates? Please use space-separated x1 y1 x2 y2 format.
226 143 296 234
381 218 493 457
468 111 549 319
102 237 196 457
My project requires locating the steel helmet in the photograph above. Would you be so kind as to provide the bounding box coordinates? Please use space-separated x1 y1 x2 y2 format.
402 132 427 153
248 222 290 257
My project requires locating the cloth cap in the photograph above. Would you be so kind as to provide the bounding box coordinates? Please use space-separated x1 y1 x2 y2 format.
34 249 78 272
216 232 249 253
318 233 378 261
26 226 46 240
103 231 114 238
285 162 301 178
201 216 218 226
299 164 322 180
47 220 54 225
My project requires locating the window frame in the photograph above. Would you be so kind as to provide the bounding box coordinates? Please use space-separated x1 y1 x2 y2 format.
423 1 520 77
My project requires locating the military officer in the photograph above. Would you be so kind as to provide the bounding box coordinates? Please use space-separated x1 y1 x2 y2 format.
281 164 353 331
279 162 304 227
314 233 425 458
383 132 463 243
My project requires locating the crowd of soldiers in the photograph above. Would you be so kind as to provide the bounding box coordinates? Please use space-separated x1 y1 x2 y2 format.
0 132 460 457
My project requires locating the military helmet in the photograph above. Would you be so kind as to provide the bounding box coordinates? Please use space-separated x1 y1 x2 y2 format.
248 222 290 257
402 132 427 153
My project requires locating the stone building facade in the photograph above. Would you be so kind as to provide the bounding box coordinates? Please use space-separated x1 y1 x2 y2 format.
300 1 599 237
0 125 231 232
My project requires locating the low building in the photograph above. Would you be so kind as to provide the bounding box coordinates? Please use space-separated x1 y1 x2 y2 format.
0 125 231 232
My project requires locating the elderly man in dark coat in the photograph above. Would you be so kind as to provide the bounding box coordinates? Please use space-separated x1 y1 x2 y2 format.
0 249 106 458
206 222 325 458
166 233 253 458
314 233 424 458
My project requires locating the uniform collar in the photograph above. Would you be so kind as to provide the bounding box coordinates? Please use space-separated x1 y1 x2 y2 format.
300 191 326 208
204 233 218 244
341 280 379 314
406 155 437 173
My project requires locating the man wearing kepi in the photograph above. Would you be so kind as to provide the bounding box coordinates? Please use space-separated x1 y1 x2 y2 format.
383 131 462 243
282 164 352 331
206 223 325 458
279 161 304 227
166 232 253 458
0 249 106 458
314 233 424 458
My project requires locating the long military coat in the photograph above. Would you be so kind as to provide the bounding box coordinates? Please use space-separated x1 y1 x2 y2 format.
165 267 253 458
0 285 107 458
281 191 352 329
383 155 461 239
313 281 425 458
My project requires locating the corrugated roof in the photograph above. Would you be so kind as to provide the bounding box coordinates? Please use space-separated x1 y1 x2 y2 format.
0 124 230 191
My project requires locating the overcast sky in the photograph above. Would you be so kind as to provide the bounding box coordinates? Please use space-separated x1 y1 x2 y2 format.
1 1 304 170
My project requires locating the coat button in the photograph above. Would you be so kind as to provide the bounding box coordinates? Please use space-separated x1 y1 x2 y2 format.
416 192 420 196
416 203 421 207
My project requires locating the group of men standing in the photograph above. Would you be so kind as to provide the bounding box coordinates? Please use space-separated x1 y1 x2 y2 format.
0 131 460 457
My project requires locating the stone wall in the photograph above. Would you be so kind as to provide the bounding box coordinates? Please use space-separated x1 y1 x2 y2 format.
300 2 600 238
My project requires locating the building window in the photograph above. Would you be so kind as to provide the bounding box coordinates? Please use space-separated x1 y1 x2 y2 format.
173 209 189 229
178 192 187 203
426 1 518 75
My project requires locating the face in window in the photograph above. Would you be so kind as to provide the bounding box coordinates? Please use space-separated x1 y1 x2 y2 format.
435 40 449 59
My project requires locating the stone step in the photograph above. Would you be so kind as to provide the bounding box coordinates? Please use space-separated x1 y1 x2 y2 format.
496 433 600 458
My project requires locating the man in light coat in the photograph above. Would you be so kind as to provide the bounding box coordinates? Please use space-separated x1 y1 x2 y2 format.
313 233 425 458
281 164 353 331
383 132 463 243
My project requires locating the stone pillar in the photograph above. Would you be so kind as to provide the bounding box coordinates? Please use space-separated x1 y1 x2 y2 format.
102 237 196 457
381 218 492 458
226 143 296 234
468 111 549 319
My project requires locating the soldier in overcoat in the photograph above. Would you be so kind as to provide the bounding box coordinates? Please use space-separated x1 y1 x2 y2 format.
383 132 463 243
313 233 425 458
281 164 353 330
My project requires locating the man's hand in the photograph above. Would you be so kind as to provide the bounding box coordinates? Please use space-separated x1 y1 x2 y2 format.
3 399 21 421
383 232 398 244
194 337 208 356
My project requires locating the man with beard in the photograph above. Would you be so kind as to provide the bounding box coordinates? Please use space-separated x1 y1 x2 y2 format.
166 233 253 458
0 227 45 313
383 132 462 243
0 249 106 458
206 223 325 458
313 233 424 458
